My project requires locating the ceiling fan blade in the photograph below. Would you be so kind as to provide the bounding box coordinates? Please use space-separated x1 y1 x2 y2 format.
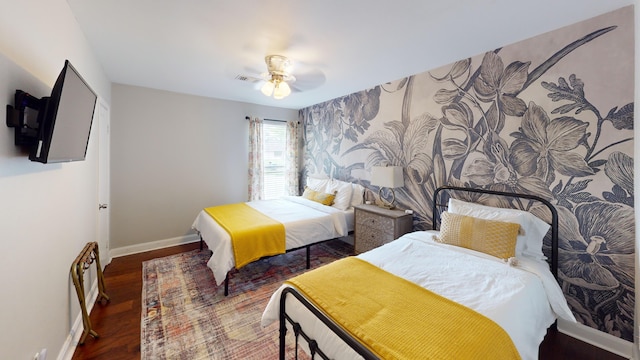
290 69 326 91
241 65 265 78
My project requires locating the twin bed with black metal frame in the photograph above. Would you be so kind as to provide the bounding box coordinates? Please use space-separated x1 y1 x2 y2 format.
262 186 576 360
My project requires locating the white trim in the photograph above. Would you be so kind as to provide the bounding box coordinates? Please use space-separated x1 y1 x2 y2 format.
558 319 633 359
58 282 99 360
109 234 200 258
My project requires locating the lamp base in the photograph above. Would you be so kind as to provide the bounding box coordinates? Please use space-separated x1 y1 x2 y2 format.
378 203 396 210
377 188 396 210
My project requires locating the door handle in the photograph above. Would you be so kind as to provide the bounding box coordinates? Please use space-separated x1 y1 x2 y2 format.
99 204 108 210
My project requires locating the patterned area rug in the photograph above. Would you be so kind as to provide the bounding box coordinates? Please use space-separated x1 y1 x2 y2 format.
141 239 352 359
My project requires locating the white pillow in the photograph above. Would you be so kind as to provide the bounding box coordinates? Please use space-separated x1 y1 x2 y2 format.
350 183 365 207
325 179 353 211
447 198 550 260
306 176 329 193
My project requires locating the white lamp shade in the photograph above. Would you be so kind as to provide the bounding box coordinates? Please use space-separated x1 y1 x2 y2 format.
261 81 275 96
371 166 404 188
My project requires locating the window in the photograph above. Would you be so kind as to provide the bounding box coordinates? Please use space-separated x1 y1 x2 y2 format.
248 117 299 201
262 121 287 199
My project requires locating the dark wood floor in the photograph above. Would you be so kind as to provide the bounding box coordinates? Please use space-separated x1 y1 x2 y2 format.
71 243 627 360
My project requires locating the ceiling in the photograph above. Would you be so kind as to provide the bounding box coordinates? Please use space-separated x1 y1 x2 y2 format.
66 0 632 110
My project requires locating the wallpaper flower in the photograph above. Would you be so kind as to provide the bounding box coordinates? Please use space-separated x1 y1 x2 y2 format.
300 7 635 341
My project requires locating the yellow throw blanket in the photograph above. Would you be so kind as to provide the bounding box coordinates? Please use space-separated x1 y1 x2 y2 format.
286 257 521 360
204 203 285 268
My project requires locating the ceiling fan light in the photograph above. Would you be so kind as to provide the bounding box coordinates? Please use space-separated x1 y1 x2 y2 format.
261 80 275 96
273 82 286 99
279 81 291 97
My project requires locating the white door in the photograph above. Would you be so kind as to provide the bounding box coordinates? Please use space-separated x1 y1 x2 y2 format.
97 100 111 266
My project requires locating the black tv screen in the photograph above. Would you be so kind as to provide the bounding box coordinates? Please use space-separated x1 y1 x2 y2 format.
30 60 97 163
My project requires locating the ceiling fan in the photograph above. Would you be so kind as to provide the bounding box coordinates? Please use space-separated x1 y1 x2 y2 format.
234 54 326 100
260 55 296 99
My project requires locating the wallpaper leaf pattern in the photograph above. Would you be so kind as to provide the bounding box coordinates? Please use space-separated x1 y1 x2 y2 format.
300 9 635 342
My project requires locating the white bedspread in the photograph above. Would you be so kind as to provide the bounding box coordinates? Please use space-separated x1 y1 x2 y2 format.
191 196 351 285
262 230 575 360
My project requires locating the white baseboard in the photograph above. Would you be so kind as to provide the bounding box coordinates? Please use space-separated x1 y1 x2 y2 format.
109 234 201 258
558 319 633 359
108 233 351 259
57 282 99 360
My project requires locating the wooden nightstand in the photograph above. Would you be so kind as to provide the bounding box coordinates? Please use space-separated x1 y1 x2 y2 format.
354 204 413 254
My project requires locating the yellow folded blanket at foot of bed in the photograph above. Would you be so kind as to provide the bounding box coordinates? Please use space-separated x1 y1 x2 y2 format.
204 203 285 268
286 257 521 360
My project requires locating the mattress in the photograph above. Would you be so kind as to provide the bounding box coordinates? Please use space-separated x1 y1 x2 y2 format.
192 196 353 285
262 230 575 360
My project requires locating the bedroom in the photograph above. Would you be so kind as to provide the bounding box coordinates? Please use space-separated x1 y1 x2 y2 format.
0 0 637 359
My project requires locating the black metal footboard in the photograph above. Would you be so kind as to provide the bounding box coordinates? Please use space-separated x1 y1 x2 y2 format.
279 287 379 360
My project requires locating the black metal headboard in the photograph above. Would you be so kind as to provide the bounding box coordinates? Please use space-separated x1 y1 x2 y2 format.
432 186 559 278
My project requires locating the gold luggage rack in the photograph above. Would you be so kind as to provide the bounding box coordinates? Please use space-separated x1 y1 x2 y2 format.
70 242 110 345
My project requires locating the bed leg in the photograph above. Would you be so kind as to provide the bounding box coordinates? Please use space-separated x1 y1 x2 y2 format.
306 246 311 269
278 320 287 360
224 272 230 296
199 235 203 251
279 291 288 360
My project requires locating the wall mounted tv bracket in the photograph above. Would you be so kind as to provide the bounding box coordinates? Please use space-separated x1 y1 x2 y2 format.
6 90 49 147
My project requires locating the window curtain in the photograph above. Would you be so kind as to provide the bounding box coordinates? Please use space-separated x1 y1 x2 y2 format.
248 117 264 201
285 120 300 196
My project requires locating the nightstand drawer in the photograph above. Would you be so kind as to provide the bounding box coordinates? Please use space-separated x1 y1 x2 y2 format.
355 226 395 253
356 210 394 232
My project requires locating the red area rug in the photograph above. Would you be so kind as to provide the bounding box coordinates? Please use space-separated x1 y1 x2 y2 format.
141 239 352 359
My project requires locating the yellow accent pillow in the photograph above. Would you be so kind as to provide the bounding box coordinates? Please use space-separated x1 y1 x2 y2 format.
436 211 520 259
302 186 337 206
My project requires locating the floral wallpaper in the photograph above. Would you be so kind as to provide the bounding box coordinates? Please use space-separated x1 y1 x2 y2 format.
300 7 635 341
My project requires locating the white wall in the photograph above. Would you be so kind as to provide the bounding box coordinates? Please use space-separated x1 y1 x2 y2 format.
0 1 111 360
110 84 298 251
0 1 637 359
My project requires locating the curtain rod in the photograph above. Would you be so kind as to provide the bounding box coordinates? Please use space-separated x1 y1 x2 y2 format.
245 116 299 124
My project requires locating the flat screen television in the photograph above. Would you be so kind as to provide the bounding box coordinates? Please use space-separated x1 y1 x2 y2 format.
29 60 98 163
